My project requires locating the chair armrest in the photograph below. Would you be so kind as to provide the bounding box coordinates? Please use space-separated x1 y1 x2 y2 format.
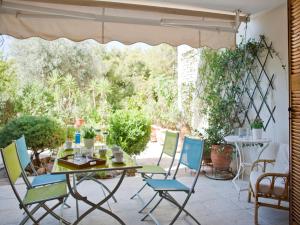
251 159 275 172
256 172 289 197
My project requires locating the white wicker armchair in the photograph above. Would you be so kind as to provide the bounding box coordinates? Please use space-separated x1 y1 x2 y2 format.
248 143 289 225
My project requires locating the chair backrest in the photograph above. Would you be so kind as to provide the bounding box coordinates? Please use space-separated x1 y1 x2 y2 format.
1 143 22 185
178 136 204 171
272 143 289 173
15 135 31 170
162 131 179 157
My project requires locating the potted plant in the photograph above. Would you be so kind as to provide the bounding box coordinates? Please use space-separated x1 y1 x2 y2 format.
65 125 75 148
205 125 234 170
82 126 96 149
251 118 264 139
199 48 244 170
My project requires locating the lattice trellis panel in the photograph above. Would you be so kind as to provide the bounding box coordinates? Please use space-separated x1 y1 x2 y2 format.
235 36 276 131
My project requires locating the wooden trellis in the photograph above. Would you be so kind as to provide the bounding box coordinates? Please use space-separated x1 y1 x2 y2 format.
235 36 276 131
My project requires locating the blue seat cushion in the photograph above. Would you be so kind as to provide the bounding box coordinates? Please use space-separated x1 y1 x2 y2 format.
31 174 66 187
146 179 190 192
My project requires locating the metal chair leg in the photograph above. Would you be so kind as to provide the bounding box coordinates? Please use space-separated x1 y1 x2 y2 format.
163 193 201 225
138 192 158 213
40 200 71 225
130 183 147 199
19 203 42 225
141 197 163 221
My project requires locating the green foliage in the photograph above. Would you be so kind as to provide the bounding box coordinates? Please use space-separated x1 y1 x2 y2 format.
0 115 65 165
199 39 268 152
199 48 244 148
107 110 151 155
15 83 56 117
66 125 76 139
10 38 105 87
0 53 18 125
82 126 96 139
251 118 264 129
1 39 178 134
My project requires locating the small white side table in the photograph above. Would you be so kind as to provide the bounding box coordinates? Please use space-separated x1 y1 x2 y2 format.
224 135 271 193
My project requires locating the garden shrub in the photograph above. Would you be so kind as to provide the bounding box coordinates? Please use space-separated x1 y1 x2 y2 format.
107 110 151 155
0 115 65 166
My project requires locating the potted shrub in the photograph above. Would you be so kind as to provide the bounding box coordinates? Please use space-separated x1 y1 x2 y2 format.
107 109 151 176
251 118 264 139
199 48 245 170
82 126 96 149
0 115 65 167
107 109 151 156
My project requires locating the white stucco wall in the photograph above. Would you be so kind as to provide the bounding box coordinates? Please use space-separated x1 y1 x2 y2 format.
236 3 289 161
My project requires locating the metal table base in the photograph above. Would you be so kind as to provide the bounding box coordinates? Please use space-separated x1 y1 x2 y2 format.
66 171 126 225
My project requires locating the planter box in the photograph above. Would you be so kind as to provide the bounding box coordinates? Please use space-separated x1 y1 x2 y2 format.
252 128 263 139
84 138 94 149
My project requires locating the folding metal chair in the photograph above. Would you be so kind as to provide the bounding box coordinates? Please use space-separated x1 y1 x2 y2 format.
141 136 204 225
1 143 70 225
131 130 179 212
15 135 66 188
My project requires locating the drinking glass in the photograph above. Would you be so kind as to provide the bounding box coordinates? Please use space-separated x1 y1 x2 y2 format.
74 146 82 162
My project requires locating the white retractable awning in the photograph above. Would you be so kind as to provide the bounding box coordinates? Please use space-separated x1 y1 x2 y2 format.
0 0 248 49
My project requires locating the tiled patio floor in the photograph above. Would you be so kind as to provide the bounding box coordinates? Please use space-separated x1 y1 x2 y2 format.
0 142 289 225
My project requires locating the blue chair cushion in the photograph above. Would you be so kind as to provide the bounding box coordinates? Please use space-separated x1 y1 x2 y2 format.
146 179 190 192
31 174 66 187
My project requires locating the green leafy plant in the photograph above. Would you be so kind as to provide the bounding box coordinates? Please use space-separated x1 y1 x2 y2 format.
199 38 271 154
251 118 264 129
82 126 96 139
199 48 244 152
0 115 65 166
107 109 151 155
66 125 76 140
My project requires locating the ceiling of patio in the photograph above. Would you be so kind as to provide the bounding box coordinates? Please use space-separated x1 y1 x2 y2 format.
146 0 286 14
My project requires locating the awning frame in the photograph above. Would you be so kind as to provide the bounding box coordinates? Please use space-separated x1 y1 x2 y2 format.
0 1 246 33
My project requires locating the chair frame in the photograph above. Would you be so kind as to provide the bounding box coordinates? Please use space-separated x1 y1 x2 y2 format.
0 144 70 225
248 159 289 225
15 136 72 210
141 136 204 225
15 135 65 188
130 130 179 213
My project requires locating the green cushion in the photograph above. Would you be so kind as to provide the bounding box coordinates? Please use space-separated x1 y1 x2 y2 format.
23 182 67 205
137 165 166 174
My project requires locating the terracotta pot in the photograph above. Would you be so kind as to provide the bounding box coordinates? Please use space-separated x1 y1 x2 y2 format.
150 125 158 142
211 144 233 170
156 127 166 145
202 151 212 164
178 124 191 151
75 118 85 128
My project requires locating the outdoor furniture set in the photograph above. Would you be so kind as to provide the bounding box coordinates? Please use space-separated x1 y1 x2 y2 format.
225 135 289 225
0 131 205 225
0 132 289 225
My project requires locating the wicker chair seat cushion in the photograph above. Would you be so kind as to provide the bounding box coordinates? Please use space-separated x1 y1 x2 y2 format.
250 171 287 196
271 144 289 174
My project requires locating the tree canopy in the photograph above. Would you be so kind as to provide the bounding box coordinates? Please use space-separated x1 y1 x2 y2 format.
0 38 179 128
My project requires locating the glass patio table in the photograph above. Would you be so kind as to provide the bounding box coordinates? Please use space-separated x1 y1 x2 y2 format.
51 148 142 225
